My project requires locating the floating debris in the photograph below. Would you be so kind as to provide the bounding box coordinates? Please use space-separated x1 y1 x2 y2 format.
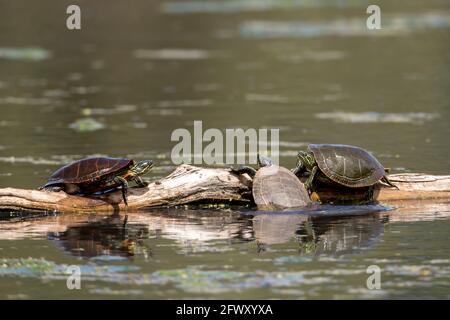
0 47 51 61
133 49 212 60
69 118 106 132
315 112 439 124
240 13 450 39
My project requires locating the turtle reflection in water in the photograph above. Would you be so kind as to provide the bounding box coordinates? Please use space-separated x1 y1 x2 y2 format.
293 144 397 193
232 155 311 210
49 216 151 259
39 157 154 205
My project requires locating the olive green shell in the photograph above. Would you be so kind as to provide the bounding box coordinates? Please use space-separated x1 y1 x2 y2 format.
253 165 311 210
309 144 385 188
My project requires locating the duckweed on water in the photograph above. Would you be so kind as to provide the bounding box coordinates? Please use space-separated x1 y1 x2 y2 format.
0 258 138 278
69 118 106 132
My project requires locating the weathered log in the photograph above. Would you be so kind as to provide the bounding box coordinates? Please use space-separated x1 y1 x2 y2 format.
313 173 450 203
0 164 252 214
0 165 449 214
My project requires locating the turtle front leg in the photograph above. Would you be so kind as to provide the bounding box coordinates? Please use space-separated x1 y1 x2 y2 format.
230 166 258 178
114 176 129 206
134 176 148 188
304 166 318 192
292 163 304 177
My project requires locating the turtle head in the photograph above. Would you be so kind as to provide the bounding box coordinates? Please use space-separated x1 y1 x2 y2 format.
297 151 315 170
257 154 273 167
130 160 154 176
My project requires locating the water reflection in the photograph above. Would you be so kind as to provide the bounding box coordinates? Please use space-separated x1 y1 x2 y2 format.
0 208 389 259
49 215 151 259
253 212 387 255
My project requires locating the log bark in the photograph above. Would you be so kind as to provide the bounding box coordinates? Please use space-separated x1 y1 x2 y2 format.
0 165 449 214
0 164 252 214
313 173 450 203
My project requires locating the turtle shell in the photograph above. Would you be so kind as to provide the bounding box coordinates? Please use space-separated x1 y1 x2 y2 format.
44 157 133 187
308 144 385 188
253 165 311 210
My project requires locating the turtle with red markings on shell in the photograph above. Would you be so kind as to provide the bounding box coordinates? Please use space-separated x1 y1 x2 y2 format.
39 157 154 205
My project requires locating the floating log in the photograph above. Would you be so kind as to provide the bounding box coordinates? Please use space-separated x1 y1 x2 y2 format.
0 165 449 214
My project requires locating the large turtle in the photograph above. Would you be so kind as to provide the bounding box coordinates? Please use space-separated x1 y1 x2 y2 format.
292 144 397 192
39 157 154 205
233 155 311 210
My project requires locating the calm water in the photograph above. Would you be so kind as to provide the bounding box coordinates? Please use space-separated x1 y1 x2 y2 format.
0 0 449 299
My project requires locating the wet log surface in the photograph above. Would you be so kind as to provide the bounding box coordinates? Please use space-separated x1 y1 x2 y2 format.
0 164 449 214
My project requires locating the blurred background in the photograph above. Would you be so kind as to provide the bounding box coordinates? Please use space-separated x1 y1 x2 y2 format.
0 0 450 300
0 0 449 188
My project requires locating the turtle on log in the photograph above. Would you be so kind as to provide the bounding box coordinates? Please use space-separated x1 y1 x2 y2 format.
232 155 311 211
39 157 154 205
292 144 397 192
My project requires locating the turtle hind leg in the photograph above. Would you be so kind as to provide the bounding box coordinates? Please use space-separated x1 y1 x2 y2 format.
381 175 399 189
230 166 257 178
40 185 63 192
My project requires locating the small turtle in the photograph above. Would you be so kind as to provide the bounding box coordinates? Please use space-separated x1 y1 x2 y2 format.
292 144 397 192
39 157 154 205
233 155 311 211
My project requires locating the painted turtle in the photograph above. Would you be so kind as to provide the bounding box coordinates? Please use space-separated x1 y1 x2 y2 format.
233 155 311 210
292 144 397 191
39 157 154 205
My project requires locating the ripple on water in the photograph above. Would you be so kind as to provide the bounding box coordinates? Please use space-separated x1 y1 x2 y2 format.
162 0 364 14
133 49 213 60
314 112 439 124
0 156 63 165
0 96 54 106
81 105 137 116
240 13 450 39
0 47 51 61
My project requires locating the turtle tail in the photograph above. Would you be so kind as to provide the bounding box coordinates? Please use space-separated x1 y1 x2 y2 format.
381 175 399 190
